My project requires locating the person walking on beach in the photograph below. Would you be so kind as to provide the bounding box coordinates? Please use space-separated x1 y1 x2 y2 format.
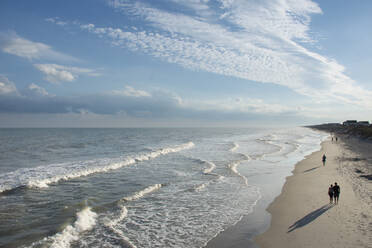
322 154 326 166
328 184 334 203
333 182 340 204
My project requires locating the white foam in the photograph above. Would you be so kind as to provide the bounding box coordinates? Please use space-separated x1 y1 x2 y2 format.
104 206 137 248
122 184 162 202
110 179 262 248
0 142 194 193
203 161 216 174
28 207 97 248
26 158 136 189
103 184 163 248
227 143 250 186
228 161 248 186
194 182 208 192
230 142 239 152
107 205 128 226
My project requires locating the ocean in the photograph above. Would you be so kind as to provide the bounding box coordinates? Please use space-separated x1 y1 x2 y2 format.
0 127 327 248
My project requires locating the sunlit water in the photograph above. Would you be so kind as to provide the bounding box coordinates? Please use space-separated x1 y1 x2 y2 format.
0 128 327 248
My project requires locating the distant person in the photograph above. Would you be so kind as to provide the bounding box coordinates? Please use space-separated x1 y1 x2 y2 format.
332 137 334 142
322 154 326 166
333 182 340 204
328 184 334 203
336 137 338 142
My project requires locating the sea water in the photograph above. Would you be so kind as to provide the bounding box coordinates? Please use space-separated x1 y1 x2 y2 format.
0 127 327 248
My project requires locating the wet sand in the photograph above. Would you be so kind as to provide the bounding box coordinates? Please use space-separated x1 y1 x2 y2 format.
206 135 372 248
255 137 372 248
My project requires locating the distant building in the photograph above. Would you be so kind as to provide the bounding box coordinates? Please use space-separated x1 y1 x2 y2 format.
342 120 371 126
357 121 370 126
342 120 358 126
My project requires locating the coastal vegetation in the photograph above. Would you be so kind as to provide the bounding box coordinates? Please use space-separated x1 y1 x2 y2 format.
309 123 372 139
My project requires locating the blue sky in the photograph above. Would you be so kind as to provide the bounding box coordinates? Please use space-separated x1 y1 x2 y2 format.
0 0 371 127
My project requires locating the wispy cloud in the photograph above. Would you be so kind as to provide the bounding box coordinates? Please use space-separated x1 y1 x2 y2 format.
61 0 372 108
0 32 77 61
45 17 68 26
112 85 151 97
183 97 293 114
28 83 51 96
34 64 100 83
0 82 296 120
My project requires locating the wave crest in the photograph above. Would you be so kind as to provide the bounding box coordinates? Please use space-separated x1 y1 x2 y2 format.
122 184 162 202
27 207 97 248
0 142 194 193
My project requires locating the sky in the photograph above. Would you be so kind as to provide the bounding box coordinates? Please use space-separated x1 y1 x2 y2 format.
0 0 371 127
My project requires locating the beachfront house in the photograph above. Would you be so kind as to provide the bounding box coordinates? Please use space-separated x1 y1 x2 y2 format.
357 121 370 126
343 120 358 126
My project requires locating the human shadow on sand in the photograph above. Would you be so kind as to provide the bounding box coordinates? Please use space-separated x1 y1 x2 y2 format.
287 204 334 233
302 166 320 173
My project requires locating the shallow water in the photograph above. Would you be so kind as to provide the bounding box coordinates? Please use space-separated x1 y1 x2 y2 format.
0 127 327 248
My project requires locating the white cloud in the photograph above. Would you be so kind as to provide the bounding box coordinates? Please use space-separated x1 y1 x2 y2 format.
45 17 68 26
34 64 100 83
112 85 151 97
49 0 372 109
0 75 18 95
0 32 77 61
28 83 50 96
180 96 293 114
109 85 291 115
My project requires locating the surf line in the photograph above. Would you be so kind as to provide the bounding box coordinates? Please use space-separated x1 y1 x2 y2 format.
229 141 250 186
0 142 194 193
104 184 163 248
196 159 224 192
230 142 240 152
26 207 98 248
191 157 223 178
228 161 248 186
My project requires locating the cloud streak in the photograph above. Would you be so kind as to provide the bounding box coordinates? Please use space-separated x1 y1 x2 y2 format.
34 64 100 83
28 83 51 97
0 82 296 121
0 32 77 62
112 86 151 97
62 0 372 108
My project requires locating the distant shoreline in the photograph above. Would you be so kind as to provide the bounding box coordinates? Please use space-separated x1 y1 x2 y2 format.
255 128 371 247
308 123 372 140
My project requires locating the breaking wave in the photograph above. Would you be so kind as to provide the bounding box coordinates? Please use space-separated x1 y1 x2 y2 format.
27 207 97 248
0 142 194 193
104 184 163 248
122 184 162 202
103 205 137 248
230 142 239 152
191 157 219 176
228 161 248 186
203 161 216 174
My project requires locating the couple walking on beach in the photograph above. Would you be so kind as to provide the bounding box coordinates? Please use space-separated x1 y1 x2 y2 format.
328 183 340 204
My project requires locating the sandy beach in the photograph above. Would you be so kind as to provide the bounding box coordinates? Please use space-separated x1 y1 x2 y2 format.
255 136 372 248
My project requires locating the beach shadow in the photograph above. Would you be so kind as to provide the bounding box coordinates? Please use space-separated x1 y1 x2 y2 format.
302 166 320 173
360 174 372 180
287 204 334 233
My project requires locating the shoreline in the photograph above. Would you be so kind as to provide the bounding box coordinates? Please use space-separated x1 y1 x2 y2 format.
205 132 371 248
255 136 371 247
205 131 326 248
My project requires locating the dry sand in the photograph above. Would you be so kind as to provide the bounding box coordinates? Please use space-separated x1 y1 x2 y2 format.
255 137 372 248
